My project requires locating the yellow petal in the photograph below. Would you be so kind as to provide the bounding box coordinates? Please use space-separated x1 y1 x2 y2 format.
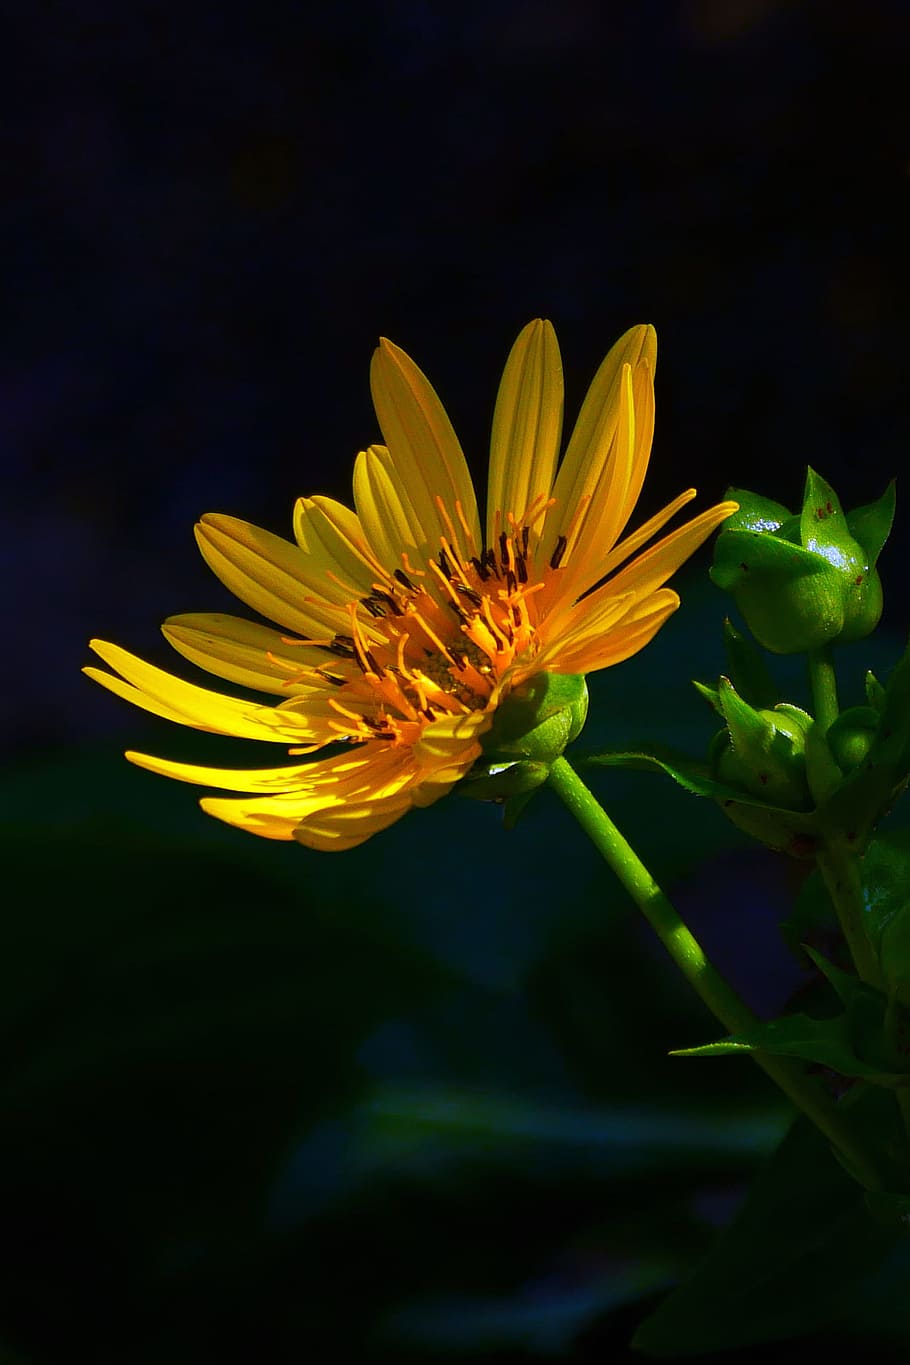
486 319 563 548
598 488 698 579
86 640 330 744
126 751 323 792
370 338 481 559
195 514 356 636
541 325 656 565
353 444 429 567
547 590 679 674
601 501 739 602
535 590 637 670
291 496 383 596
163 612 341 696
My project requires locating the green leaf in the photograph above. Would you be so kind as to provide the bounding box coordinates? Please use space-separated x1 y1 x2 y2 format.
865 1189 910 1227
846 480 896 568
672 950 909 1087
632 1105 902 1356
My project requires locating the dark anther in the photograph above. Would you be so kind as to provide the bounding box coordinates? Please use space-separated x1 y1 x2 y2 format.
521 526 530 556
360 595 387 618
394 568 415 590
516 555 528 583
438 548 454 579
364 650 382 674
550 535 567 570
505 570 517 593
456 583 482 606
471 554 490 581
374 589 403 616
315 669 345 686
328 636 355 657
499 531 509 569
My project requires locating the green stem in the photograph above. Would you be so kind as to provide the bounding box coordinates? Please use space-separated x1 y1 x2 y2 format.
816 839 881 989
808 645 840 734
547 755 884 1190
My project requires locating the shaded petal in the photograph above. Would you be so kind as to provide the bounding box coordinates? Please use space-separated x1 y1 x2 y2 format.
199 744 417 846
292 795 414 851
195 514 358 637
541 325 656 564
86 640 331 744
163 612 345 696
370 337 481 559
486 319 563 548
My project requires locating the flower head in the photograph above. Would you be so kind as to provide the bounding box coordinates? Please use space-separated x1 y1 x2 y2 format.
86 321 736 850
710 470 894 654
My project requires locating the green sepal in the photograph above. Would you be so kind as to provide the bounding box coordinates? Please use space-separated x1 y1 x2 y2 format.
479 672 588 761
710 526 821 593
865 669 887 713
692 678 723 715
721 617 777 709
461 673 588 807
800 467 850 559
457 758 550 802
722 487 791 533
672 948 910 1088
847 479 896 569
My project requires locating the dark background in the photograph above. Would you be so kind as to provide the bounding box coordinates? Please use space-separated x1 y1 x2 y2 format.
5 1 910 1361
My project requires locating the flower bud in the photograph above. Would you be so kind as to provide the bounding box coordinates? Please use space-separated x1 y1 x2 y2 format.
826 706 880 775
709 678 813 809
710 471 894 654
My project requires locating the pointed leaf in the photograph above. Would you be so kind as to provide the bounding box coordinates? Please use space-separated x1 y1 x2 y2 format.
722 618 777 709
632 1106 902 1355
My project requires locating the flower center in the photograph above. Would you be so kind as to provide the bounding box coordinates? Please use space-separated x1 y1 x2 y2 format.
278 519 562 747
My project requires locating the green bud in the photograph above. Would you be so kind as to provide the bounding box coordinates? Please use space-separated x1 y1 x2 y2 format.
710 471 894 654
710 678 813 809
459 672 588 803
827 706 880 774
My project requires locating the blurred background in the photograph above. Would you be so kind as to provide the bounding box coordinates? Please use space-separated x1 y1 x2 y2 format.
5 0 910 1360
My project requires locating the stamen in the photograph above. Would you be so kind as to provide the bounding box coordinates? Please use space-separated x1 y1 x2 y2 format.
454 499 476 552
550 534 568 570
434 496 465 562
394 567 416 591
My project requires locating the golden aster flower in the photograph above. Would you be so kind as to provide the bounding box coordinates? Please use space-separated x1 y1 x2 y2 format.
85 321 736 851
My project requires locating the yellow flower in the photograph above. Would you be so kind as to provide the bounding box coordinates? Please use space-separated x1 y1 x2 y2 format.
86 321 736 851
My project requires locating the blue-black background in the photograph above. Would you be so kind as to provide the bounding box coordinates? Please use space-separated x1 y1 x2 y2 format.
5 1 910 1361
